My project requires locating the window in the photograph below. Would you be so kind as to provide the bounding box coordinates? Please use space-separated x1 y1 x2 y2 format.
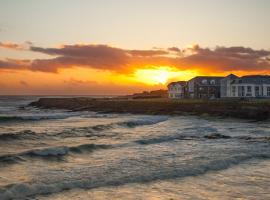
255 86 260 97
238 86 244 97
246 86 252 97
210 80 215 85
201 79 207 84
232 86 236 96
247 86 252 93
241 86 245 96
267 87 270 96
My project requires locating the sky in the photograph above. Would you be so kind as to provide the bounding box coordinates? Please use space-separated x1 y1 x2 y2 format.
0 0 270 95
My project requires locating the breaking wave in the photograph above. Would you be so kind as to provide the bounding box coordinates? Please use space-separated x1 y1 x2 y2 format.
0 116 168 141
0 112 81 122
135 133 270 145
1 152 269 200
0 143 112 165
0 130 39 141
117 116 168 128
0 155 25 164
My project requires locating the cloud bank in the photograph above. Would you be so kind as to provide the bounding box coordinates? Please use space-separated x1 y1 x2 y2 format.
0 42 270 74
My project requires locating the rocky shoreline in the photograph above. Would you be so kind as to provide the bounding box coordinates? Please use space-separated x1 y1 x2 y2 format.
29 98 270 120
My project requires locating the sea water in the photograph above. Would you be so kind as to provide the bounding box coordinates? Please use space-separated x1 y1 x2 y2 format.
0 96 269 200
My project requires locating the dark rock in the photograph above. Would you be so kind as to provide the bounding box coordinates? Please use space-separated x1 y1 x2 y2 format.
29 98 270 120
204 133 231 139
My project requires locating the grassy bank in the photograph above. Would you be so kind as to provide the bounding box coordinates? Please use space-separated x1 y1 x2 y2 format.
30 98 270 120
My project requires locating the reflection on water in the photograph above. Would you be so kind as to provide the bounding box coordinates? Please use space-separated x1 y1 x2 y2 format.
0 97 269 200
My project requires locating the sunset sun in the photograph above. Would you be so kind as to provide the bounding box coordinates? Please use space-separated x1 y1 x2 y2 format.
134 67 175 85
133 66 199 85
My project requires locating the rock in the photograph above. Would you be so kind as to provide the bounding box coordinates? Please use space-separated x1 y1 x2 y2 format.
204 133 231 139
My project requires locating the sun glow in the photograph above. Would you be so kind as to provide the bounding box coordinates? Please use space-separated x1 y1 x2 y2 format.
134 67 170 85
133 66 198 85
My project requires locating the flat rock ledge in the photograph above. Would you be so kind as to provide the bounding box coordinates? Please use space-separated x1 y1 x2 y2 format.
29 98 270 121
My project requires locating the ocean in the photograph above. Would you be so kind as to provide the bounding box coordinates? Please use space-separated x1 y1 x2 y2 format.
0 96 269 200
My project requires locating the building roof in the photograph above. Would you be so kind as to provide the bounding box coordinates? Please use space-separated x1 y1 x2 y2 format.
189 76 224 82
167 81 186 87
232 75 270 84
189 76 224 80
188 76 224 86
225 74 239 79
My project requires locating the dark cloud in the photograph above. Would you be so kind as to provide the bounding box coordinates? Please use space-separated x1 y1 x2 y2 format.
168 47 181 52
127 50 168 57
0 59 30 70
30 45 129 72
29 45 172 72
0 43 269 74
20 80 28 86
176 45 270 72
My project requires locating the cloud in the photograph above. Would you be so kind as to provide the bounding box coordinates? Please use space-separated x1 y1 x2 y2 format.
0 59 30 70
30 44 129 72
0 43 269 74
175 45 270 72
20 80 28 86
168 47 181 52
127 49 169 57
0 42 20 49
0 41 31 50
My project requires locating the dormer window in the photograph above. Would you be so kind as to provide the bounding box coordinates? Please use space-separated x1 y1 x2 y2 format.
201 79 207 84
210 80 215 85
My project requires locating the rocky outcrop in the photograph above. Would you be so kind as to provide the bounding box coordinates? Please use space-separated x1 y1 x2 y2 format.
30 98 270 120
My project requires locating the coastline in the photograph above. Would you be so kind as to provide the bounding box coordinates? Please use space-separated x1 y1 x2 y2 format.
29 97 270 120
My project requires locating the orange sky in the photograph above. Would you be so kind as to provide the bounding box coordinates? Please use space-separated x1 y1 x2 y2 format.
0 43 270 95
0 1 269 95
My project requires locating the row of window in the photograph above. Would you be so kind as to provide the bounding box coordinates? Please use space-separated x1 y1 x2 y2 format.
231 86 270 97
169 87 182 91
201 79 216 85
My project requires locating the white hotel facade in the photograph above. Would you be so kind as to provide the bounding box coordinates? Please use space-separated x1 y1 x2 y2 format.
221 74 270 98
168 74 270 99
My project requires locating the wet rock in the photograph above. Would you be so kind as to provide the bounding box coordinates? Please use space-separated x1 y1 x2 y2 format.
29 98 270 120
204 133 231 139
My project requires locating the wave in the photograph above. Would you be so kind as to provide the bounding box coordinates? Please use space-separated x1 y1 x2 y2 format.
135 135 198 145
135 133 233 145
135 133 270 146
117 116 168 128
0 112 81 122
69 143 111 153
0 155 25 164
0 130 39 141
1 152 270 200
55 124 115 138
0 143 112 165
51 116 168 138
0 116 23 122
24 146 70 158
0 115 168 142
